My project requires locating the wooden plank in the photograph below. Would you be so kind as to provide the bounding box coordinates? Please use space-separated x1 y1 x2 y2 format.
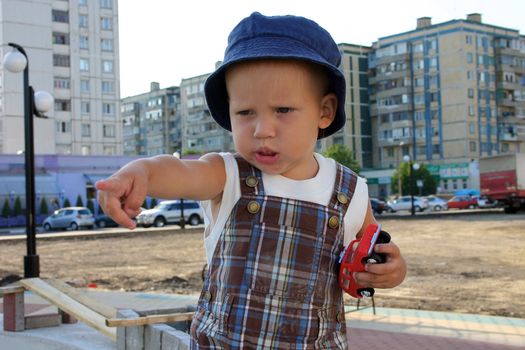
20 278 116 341
45 278 116 318
0 282 25 296
106 312 194 327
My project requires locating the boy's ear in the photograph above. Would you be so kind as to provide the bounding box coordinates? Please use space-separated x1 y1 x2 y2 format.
318 93 337 130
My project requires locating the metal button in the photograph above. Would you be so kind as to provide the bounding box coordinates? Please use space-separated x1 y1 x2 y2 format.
337 192 349 204
328 215 339 229
336 311 345 323
247 201 260 214
203 290 212 302
245 176 258 188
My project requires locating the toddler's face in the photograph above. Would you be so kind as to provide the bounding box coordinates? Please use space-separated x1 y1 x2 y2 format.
226 60 336 180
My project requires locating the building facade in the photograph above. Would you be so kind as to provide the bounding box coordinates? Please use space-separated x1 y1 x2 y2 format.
180 73 234 154
0 0 122 156
368 14 525 192
121 82 180 156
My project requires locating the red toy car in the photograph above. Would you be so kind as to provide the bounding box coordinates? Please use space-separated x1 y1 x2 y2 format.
447 195 478 209
339 223 391 298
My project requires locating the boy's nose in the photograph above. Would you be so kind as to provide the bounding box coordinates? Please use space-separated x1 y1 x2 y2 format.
253 116 276 139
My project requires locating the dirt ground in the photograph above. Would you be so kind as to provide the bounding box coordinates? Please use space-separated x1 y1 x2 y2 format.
1 212 524 319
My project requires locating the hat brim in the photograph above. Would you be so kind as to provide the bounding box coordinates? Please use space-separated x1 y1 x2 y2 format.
205 36 346 139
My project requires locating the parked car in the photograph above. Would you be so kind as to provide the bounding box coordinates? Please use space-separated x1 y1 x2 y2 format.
425 196 448 211
476 195 498 209
370 198 385 214
42 207 95 231
386 196 429 213
95 214 119 228
135 200 203 228
447 196 478 210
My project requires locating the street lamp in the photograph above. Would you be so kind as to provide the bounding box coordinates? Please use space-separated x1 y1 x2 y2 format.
397 141 404 197
3 43 54 278
173 151 185 229
403 155 420 216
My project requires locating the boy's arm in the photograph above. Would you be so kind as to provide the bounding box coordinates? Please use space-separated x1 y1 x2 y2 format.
353 203 407 289
95 152 226 229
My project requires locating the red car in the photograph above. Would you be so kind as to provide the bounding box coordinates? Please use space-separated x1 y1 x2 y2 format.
447 196 478 209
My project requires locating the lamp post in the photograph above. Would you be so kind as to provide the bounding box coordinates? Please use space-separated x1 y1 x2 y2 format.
403 155 420 216
397 141 404 197
3 43 53 278
173 151 185 229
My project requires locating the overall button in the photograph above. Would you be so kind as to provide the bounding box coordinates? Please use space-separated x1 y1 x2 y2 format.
203 290 212 302
245 176 258 188
247 201 260 214
328 216 339 229
337 192 349 204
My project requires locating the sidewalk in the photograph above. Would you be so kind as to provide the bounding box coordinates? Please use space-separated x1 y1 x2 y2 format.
1 289 524 349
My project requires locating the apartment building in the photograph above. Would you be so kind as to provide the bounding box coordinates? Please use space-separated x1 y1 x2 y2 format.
180 72 234 154
369 14 525 191
0 0 121 155
121 82 180 156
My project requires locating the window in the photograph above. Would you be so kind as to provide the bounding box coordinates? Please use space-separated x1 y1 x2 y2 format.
78 0 87 5
54 77 70 89
56 121 71 133
81 123 91 137
53 54 70 67
52 10 69 23
466 35 473 44
467 71 473 80
81 101 90 114
79 36 89 49
432 144 440 154
469 123 475 134
103 124 115 137
101 81 114 93
81 145 91 156
501 143 509 152
54 99 71 111
102 60 113 73
469 106 475 116
79 14 88 28
467 52 473 64
101 39 113 51
103 146 116 155
80 79 90 92
53 32 69 45
101 17 112 30
80 58 90 71
470 141 477 152
102 103 115 115
468 88 474 98
100 0 113 9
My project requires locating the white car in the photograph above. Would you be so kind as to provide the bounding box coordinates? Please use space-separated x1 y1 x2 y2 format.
135 200 203 227
386 196 429 213
425 196 448 211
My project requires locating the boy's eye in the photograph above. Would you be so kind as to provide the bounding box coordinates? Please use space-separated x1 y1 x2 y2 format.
237 110 253 116
276 107 294 114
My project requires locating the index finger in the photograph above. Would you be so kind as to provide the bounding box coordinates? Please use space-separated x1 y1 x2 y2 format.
101 195 136 230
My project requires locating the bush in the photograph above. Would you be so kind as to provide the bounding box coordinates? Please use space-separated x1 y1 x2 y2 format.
150 198 157 208
86 198 95 214
39 197 49 215
63 198 72 208
1 199 11 218
75 195 84 207
13 197 23 216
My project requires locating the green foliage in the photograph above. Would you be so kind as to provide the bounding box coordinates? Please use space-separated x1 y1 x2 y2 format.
150 198 157 208
1 199 11 218
391 163 437 196
75 195 84 207
322 144 361 174
13 197 22 216
39 197 49 215
142 199 148 209
63 198 72 208
183 149 201 155
86 198 95 214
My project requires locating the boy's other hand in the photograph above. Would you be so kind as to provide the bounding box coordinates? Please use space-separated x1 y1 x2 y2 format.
353 241 406 289
95 174 147 230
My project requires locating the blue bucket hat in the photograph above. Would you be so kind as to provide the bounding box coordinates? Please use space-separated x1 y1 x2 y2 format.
204 12 346 139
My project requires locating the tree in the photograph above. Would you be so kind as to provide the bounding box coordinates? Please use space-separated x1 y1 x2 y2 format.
322 144 361 174
391 163 437 196
1 199 11 218
13 197 23 216
86 198 95 214
63 198 72 208
75 195 84 207
142 199 149 210
150 198 158 208
39 197 49 215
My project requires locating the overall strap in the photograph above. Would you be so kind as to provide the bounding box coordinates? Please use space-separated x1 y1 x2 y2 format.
234 154 265 196
328 163 358 216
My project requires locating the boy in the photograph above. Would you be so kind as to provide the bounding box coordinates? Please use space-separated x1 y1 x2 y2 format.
97 12 406 349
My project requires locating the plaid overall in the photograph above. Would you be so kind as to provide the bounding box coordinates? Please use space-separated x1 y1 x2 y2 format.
190 156 357 349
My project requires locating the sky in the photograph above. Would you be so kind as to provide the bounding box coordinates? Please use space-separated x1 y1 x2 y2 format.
118 0 525 98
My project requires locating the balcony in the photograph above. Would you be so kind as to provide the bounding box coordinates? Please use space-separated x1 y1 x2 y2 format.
500 132 518 141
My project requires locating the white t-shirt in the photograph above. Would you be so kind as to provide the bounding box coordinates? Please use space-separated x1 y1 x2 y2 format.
201 152 369 265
